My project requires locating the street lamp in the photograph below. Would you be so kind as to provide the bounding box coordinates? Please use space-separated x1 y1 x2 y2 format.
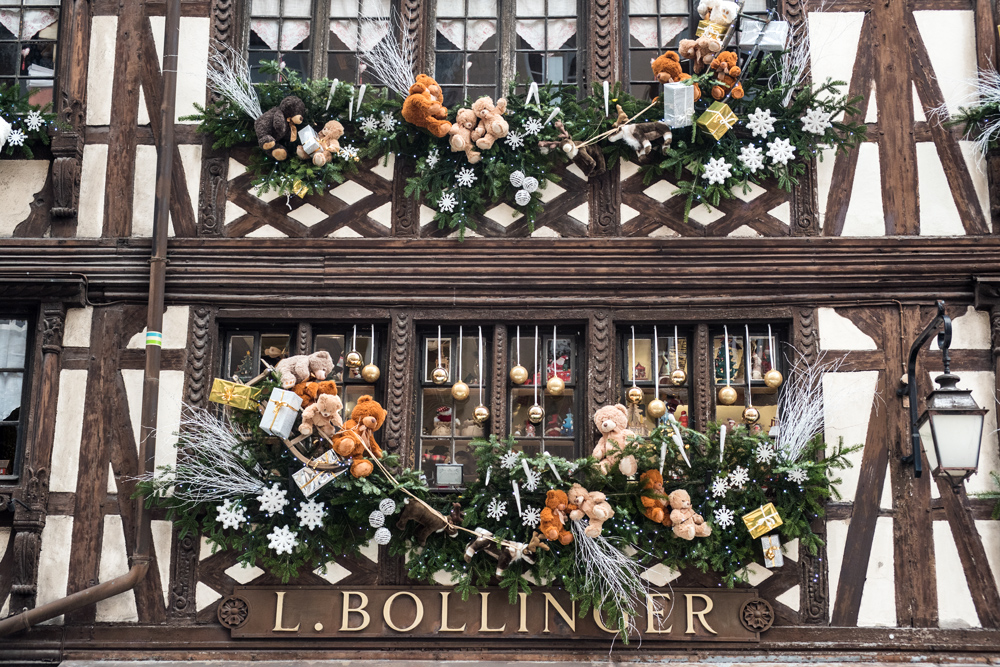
898 301 987 490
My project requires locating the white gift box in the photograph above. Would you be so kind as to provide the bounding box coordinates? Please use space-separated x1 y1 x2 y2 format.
739 20 789 52
260 388 302 439
292 450 348 496
761 534 784 568
663 82 695 128
297 124 321 154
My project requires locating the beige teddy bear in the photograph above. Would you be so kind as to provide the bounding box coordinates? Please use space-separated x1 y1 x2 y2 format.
591 404 636 475
298 392 344 439
567 483 615 538
448 108 484 163
274 351 334 389
297 120 345 167
471 96 509 150
668 489 712 540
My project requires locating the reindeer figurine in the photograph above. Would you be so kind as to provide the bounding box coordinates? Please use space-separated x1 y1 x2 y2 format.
396 500 464 546
537 121 607 178
464 530 551 576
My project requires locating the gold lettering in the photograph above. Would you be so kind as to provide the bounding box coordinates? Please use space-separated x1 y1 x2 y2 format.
542 592 575 633
439 591 466 632
645 593 672 634
517 592 529 633
271 591 300 632
340 591 371 632
684 593 717 635
383 591 423 632
592 607 628 634
479 592 506 632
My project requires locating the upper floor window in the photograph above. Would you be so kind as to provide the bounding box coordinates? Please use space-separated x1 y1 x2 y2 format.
0 1 58 105
249 0 314 80
434 0 500 106
329 0 391 83
712 324 785 428
0 317 30 480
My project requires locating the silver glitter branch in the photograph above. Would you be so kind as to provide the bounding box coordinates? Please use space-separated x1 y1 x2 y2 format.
357 6 416 97
776 349 847 463
207 42 262 119
929 66 1000 170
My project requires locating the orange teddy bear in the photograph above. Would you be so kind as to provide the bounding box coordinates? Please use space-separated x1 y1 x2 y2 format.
709 51 744 101
332 395 386 478
402 73 452 138
539 489 577 545
650 51 702 102
291 379 339 408
639 470 673 526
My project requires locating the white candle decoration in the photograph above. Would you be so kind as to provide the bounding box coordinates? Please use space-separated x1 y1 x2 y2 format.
356 84 367 112
719 424 727 463
512 481 522 516
603 81 610 116
526 81 540 106
485 467 491 486
668 413 691 467
544 106 561 126
325 78 339 110
348 92 354 120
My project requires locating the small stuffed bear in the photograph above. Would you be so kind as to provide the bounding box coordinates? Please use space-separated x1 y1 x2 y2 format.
448 108 485 163
668 489 712 540
298 392 344 439
471 96 509 150
274 351 334 389
255 95 306 161
679 37 721 74
639 470 673 526
709 51 744 100
291 379 339 408
458 418 484 437
567 483 615 538
698 0 740 24
402 74 452 138
591 404 635 475
539 489 576 545
651 51 703 101
333 395 386 478
297 120 344 167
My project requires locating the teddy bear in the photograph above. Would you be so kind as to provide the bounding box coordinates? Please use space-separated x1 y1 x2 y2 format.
591 404 636 475
297 120 344 167
539 489 576 545
471 96 509 150
291 379 339 408
298 392 344 439
566 483 615 538
431 406 452 436
639 470 673 526
254 95 306 161
709 51 744 100
698 0 740 25
448 108 485 164
274 351 334 389
401 74 452 138
333 395 386 478
458 418 484 437
651 51 704 101
668 488 712 540
678 37 721 74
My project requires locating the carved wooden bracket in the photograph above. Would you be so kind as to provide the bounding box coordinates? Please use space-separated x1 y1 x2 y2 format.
49 132 83 220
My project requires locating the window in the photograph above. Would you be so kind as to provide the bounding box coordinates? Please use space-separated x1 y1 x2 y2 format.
619 326 691 435
434 0 500 106
0 317 30 480
513 1 579 91
0 1 58 105
711 325 784 429
248 0 314 80
328 0 392 83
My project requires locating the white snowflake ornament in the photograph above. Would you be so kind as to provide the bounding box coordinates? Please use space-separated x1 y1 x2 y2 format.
257 483 289 516
767 137 795 166
340 145 359 161
267 524 299 555
380 112 397 131
714 506 735 529
499 450 520 470
456 167 477 187
8 128 25 147
738 144 765 173
755 443 776 464
373 526 391 545
438 191 457 212
711 477 729 498
514 189 531 206
360 116 378 136
521 176 539 193
746 107 775 138
369 509 385 528
521 505 541 528
217 500 246 530
379 498 397 515
523 468 541 492
487 496 508 520
297 499 326 531
425 149 440 169
788 468 808 484
801 107 832 135
509 170 525 188
25 111 42 131
523 117 543 136
703 157 732 185
506 130 524 149
729 466 749 488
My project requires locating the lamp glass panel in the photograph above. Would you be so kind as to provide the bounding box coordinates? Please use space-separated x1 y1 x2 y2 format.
929 412 984 471
918 416 937 469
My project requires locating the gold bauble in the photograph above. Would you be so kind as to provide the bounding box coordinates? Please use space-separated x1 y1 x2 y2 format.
473 404 490 424
718 385 738 405
510 364 529 385
451 381 470 401
432 367 449 385
528 404 544 424
647 398 667 419
764 369 783 388
361 364 380 383
627 386 644 405
345 350 363 368
547 376 565 396
671 368 687 386
742 406 761 424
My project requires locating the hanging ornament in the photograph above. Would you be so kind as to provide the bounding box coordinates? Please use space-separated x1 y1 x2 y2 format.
451 326 469 400
671 326 686 385
627 386 644 404
528 404 544 424
647 325 666 419
546 325 564 396
361 325 380 382
647 398 667 419
346 325 363 368
742 406 761 424
718 385 738 405
510 365 528 384
474 404 490 425
764 324 783 388
469 327 489 424
432 325 448 385
625 325 643 405
373 526 391 545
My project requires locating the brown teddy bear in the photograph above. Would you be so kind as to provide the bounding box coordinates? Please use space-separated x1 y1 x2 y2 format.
539 489 576 545
591 404 636 475
402 74 452 138
650 51 703 102
679 37 721 74
298 392 344 439
274 351 334 389
709 51 744 100
668 489 712 540
291 379 339 408
639 470 673 526
448 108 484 163
296 120 344 167
567 483 614 538
254 95 306 161
333 395 386 478
471 96 509 150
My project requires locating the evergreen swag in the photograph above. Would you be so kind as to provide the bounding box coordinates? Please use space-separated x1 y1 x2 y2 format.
0 83 58 159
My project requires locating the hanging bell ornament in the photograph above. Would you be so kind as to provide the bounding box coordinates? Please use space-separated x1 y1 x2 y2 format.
345 350 364 368
361 363 381 383
627 386 644 405
528 404 544 424
647 398 667 419
432 367 449 385
671 368 687 386
451 381 470 401
473 404 490 425
764 369 783 388
510 364 529 385
718 385 738 405
546 375 565 396
742 406 761 424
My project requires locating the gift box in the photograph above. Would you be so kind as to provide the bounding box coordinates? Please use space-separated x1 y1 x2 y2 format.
696 20 728 41
761 534 784 568
298 125 321 155
742 502 783 538
209 378 263 411
260 388 303 439
292 449 348 497
739 20 789 52
663 82 695 128
697 102 738 140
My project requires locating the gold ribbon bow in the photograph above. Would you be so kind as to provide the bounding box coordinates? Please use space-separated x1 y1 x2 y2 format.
269 400 292 431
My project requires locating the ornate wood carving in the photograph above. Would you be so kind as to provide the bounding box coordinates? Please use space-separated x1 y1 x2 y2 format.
992 307 1000 358
586 310 612 452
490 325 508 437
589 0 617 82
9 466 48 613
40 305 65 355
589 165 620 237
167 532 199 621
391 158 420 238
692 323 711 432
296 322 312 355
184 307 214 408
385 310 415 464
198 156 228 237
50 156 81 220
791 159 819 236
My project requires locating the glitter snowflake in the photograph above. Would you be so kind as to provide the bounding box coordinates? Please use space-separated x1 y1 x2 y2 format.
746 107 775 138
267 524 299 555
801 107 832 135
506 130 525 149
425 149 440 169
711 477 729 498
8 129 25 147
257 483 289 516
729 466 749 488
25 111 42 131
767 137 796 166
714 506 735 529
360 116 379 136
523 468 541 492
788 467 808 484
455 167 477 187
438 191 457 212
499 450 520 470
297 499 326 530
521 505 541 528
379 112 397 132
703 157 732 185
523 117 543 136
738 144 765 173
339 145 359 161
216 500 246 530
755 443 776 464
487 496 508 520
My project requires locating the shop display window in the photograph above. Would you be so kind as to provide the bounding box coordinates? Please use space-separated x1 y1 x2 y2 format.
618 326 691 435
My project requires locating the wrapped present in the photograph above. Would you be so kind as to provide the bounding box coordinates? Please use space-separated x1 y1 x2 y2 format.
742 502 783 538
292 449 348 497
260 388 303 439
209 378 263 411
761 534 784 568
663 82 695 128
297 124 322 155
697 102 738 140
696 20 728 41
739 20 789 52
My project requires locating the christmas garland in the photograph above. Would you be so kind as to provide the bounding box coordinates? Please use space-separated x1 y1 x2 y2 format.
0 83 58 159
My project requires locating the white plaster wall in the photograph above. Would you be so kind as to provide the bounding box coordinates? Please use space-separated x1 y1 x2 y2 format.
131 145 160 237
977 520 1000 594
49 370 88 493
823 371 879 502
917 142 967 237
87 16 117 126
931 305 991 350
818 308 877 350
122 368 185 474
826 518 849 622
0 161 49 236
933 520 981 627
858 516 896 627
78 144 109 238
143 17 210 124
126 306 190 349
95 514 139 622
808 12 865 114
35 515 73 624
63 307 94 348
912 11 978 117
838 143 884 237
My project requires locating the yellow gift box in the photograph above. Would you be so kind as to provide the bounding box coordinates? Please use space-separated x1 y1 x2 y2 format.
696 20 727 41
209 378 263 411
742 502 783 538
697 102 738 140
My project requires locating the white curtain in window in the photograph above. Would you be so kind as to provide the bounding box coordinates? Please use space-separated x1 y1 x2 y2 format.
0 320 25 423
330 19 389 51
330 0 391 18
629 16 686 48
437 18 496 51
516 0 575 16
0 8 58 40
515 18 576 51
251 18 311 51
437 0 497 18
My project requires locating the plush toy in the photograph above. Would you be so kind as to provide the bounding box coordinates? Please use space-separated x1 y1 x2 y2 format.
709 51 744 100
254 95 306 161
537 121 606 178
668 488 712 540
651 51 704 101
292 379 339 408
591 404 635 475
639 470 673 526
539 489 576 545
561 412 574 437
274 351 335 389
471 96 509 150
566 483 615 538
401 74 451 138
333 395 386 477
545 414 562 437
698 0 740 24
679 37 721 74
297 120 345 167
432 406 453 436
458 418 484 437
448 108 484 164
465 529 550 576
608 120 673 159
298 393 344 439
396 499 463 546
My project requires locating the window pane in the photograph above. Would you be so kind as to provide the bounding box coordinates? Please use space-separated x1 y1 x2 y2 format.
0 319 27 368
343 383 376 417
543 336 574 384
282 0 312 17
227 335 255 381
0 422 17 472
424 336 452 383
314 334 346 382
436 0 466 18
252 0 279 16
468 0 497 17
0 371 22 422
